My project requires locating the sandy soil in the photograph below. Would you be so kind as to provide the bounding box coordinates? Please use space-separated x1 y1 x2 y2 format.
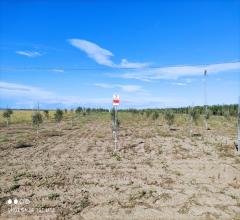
0 115 240 220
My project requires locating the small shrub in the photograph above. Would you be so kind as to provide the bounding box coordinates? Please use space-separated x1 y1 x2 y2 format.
3 109 13 127
48 193 60 200
164 111 175 127
74 195 90 214
146 111 152 118
190 108 200 125
54 109 63 127
43 110 49 119
152 111 159 121
32 112 43 135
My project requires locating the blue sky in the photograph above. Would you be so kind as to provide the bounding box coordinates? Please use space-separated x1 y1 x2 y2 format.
0 0 239 109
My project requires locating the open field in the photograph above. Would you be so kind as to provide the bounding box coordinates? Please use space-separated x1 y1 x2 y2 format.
0 111 239 220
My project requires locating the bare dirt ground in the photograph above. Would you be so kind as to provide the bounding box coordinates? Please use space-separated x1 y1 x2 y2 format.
0 113 240 220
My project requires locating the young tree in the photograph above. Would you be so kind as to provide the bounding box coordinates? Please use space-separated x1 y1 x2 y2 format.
146 110 152 118
54 109 63 128
70 108 74 128
32 112 43 136
3 109 13 127
190 108 200 125
64 109 68 114
152 111 159 121
223 109 230 120
164 111 175 128
43 110 49 120
75 107 82 119
86 108 91 115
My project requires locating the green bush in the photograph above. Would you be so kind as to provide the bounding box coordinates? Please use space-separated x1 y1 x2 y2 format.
152 111 159 120
3 109 13 126
164 111 175 126
54 109 63 124
32 112 43 135
43 110 49 119
190 108 200 125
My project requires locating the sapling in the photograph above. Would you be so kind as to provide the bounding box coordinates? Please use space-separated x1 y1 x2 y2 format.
205 109 211 120
86 108 91 115
43 110 49 120
223 109 230 120
190 108 200 125
140 110 145 118
70 109 74 128
54 109 63 129
152 111 159 121
152 111 159 126
3 109 13 127
164 111 175 128
75 107 82 119
146 110 152 119
32 111 43 136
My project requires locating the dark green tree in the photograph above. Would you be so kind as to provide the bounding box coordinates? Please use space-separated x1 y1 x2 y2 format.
164 111 175 127
54 109 63 128
32 112 43 136
43 110 49 120
3 109 13 127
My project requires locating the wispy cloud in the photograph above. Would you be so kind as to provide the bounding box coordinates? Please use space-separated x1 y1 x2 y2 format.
0 81 53 98
0 81 193 108
171 82 187 86
68 39 114 66
0 81 113 107
110 62 240 81
94 83 142 92
52 69 64 73
16 50 42 57
118 58 149 68
68 39 149 68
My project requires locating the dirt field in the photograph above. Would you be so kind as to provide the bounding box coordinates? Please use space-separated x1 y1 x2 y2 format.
0 112 239 220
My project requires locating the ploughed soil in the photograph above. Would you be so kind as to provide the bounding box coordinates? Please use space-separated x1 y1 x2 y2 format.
0 114 239 220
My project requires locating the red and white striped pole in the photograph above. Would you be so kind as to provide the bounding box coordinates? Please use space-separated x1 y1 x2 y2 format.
113 95 120 151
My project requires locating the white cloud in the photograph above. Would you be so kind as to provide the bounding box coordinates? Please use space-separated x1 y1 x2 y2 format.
68 39 114 67
185 78 194 83
52 69 64 73
119 85 142 92
112 62 240 81
0 81 117 107
68 39 148 68
16 51 41 57
171 82 187 86
0 81 52 97
118 58 149 68
94 83 142 92
0 81 198 109
94 83 114 89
